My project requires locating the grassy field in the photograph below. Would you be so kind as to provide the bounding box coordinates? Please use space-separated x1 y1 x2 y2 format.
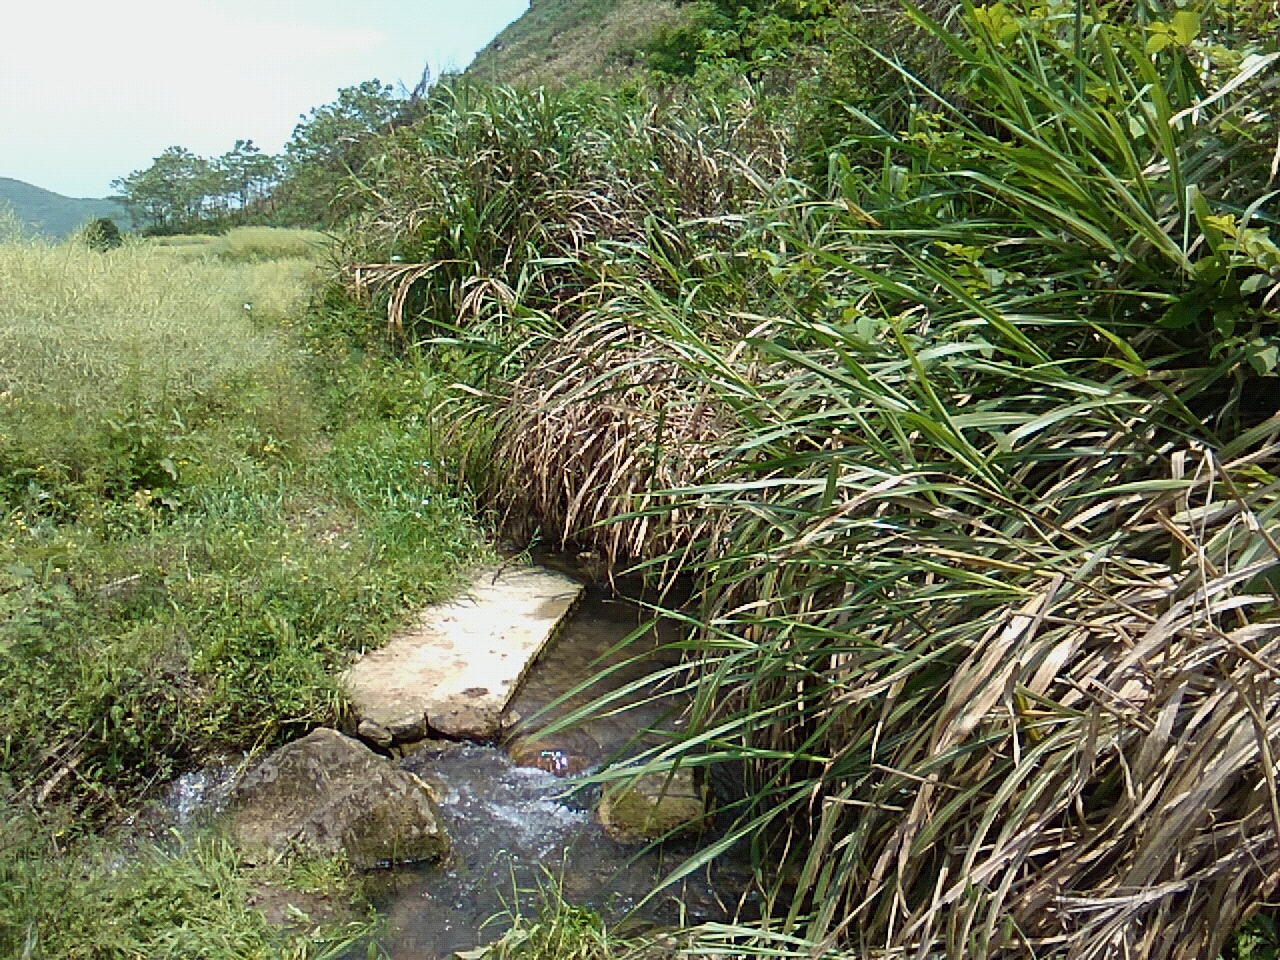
147 226 330 261
0 228 484 956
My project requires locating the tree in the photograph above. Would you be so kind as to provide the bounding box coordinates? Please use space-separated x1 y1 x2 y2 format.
220 140 281 216
108 78 412 231
274 79 411 225
111 146 213 231
84 218 123 250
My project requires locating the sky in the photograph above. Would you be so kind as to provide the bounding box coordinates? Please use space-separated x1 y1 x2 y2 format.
0 0 529 198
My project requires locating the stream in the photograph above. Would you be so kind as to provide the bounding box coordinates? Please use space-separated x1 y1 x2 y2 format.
370 582 754 958
152 577 755 959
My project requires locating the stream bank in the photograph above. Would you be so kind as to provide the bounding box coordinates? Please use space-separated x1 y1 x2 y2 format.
143 570 753 959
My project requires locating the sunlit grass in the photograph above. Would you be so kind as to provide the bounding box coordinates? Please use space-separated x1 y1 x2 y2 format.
145 227 330 262
0 234 318 414
2 828 374 960
0 232 484 955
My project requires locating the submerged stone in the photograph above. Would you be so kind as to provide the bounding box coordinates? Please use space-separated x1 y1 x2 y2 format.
345 565 584 743
597 769 709 842
227 728 448 869
507 740 592 777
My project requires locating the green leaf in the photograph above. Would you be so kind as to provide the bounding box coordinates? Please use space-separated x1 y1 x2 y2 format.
1189 185 1223 257
1249 340 1280 374
1214 308 1237 338
1170 10 1200 45
1161 293 1207 329
1241 273 1275 295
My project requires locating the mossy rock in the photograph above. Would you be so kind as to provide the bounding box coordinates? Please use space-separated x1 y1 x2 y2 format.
227 728 449 869
597 769 709 842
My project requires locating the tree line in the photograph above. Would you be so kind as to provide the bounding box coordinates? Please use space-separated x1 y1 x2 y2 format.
111 79 418 233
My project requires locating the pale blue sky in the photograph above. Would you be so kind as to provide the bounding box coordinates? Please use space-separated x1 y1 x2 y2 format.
0 0 528 197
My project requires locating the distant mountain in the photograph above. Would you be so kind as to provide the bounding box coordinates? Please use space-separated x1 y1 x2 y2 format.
468 0 685 88
0 177 129 238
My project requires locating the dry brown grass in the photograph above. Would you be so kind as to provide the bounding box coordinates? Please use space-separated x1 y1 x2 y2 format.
718 438 1280 960
469 0 687 89
488 312 731 564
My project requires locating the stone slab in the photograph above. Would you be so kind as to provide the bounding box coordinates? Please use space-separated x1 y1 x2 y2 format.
345 565 583 742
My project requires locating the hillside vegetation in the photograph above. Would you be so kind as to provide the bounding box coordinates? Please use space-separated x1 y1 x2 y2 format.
0 178 127 238
468 0 687 87
328 0 1280 957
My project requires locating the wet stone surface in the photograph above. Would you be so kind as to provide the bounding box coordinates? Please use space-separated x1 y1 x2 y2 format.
228 728 449 870
597 770 709 843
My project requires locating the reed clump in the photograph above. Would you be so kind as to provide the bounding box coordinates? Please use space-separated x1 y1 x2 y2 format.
492 312 732 561
336 2 1280 956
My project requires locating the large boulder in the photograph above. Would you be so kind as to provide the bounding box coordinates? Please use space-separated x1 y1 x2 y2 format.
228 728 448 869
597 769 709 843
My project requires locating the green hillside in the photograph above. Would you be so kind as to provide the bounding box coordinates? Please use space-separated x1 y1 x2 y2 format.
0 177 128 238
467 0 685 87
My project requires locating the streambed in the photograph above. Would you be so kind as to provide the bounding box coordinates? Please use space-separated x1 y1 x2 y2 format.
148 580 754 959
371 584 753 958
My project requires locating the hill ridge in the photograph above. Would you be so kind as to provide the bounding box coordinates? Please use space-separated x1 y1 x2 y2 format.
467 0 685 87
0 176 127 238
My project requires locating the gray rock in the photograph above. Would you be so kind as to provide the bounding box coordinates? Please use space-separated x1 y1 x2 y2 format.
357 718 394 749
227 728 449 869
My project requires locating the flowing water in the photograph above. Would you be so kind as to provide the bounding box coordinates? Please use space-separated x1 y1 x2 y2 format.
372 582 755 959
145 576 753 958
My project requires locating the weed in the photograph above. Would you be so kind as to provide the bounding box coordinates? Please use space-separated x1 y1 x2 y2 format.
466 868 632 960
0 231 484 952
0 814 375 960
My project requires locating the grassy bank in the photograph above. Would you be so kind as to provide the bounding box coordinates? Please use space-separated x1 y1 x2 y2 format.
0 229 484 955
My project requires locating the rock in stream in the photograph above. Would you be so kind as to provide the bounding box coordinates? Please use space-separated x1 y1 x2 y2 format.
597 769 710 842
228 728 448 869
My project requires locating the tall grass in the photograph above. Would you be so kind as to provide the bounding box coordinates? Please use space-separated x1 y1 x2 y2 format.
339 78 788 535
335 2 1280 956
548 8 1280 958
0 235 322 521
